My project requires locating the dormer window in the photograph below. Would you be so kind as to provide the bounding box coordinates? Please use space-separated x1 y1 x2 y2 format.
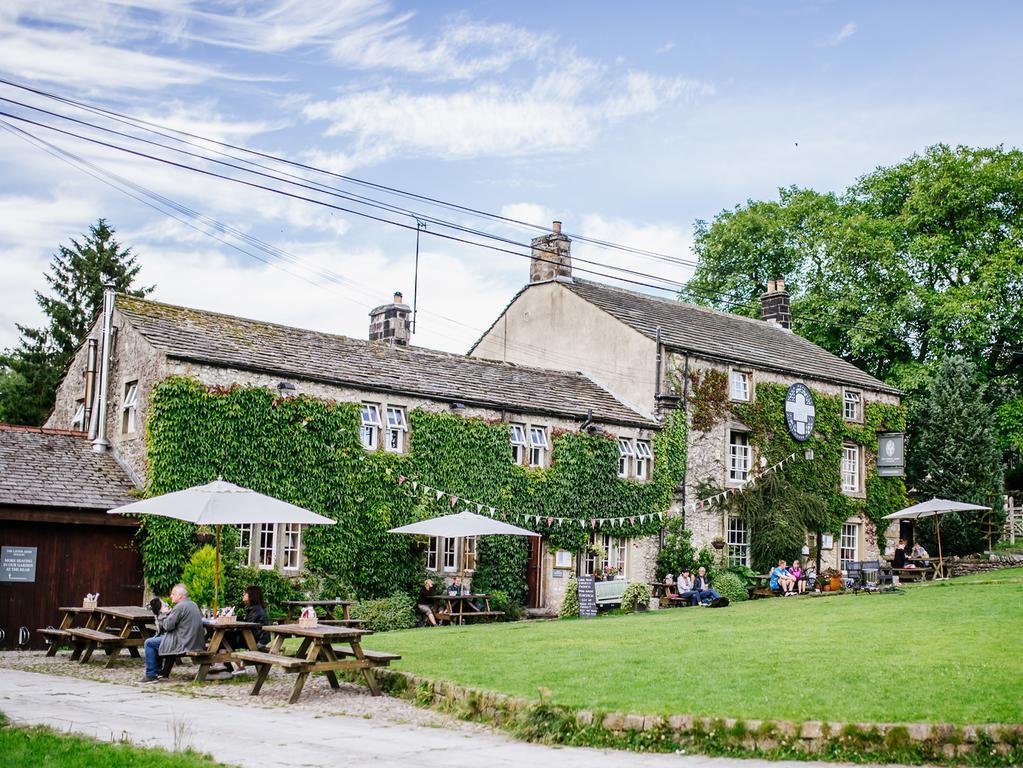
122 382 138 434
730 370 751 402
843 390 861 422
360 403 381 449
385 406 407 453
510 423 527 464
71 399 85 432
618 439 634 478
529 426 549 468
634 440 653 480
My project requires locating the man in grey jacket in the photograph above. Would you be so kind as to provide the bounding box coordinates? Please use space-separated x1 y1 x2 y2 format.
142 583 205 682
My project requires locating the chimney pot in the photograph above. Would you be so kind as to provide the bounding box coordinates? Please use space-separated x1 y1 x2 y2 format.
776 278 785 292
767 279 776 293
393 291 403 304
529 219 572 283
369 291 411 345
552 220 562 234
760 276 791 330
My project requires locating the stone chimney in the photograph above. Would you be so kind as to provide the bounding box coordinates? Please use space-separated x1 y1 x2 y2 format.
369 291 411 345
529 220 572 283
760 278 791 329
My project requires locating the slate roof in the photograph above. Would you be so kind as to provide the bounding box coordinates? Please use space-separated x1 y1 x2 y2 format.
0 425 137 509
559 279 899 394
116 296 655 427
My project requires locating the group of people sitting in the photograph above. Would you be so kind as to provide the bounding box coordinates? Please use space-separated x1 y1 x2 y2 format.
661 566 722 606
769 559 810 596
892 538 930 568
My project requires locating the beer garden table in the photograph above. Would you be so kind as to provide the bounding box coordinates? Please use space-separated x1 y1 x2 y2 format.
40 606 102 658
69 605 154 667
188 619 262 682
281 599 360 625
426 593 503 625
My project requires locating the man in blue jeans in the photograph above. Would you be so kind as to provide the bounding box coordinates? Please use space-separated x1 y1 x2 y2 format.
691 566 721 606
143 583 205 682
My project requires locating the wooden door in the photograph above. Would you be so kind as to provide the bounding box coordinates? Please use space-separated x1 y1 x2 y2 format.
525 537 544 609
0 519 143 650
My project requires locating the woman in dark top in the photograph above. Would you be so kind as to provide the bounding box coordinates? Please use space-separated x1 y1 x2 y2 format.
242 585 270 647
417 578 438 626
892 539 908 569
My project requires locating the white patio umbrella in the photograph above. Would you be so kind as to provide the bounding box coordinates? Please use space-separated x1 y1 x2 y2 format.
883 498 991 578
109 480 335 611
389 510 538 584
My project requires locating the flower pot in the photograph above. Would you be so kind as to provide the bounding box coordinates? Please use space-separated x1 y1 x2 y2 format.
711 539 726 550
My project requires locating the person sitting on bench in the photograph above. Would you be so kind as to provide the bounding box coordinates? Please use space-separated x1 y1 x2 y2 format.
691 567 721 606
893 539 909 568
417 578 438 627
910 542 930 567
675 569 699 605
770 559 796 596
143 583 205 683
789 559 807 594
225 585 270 675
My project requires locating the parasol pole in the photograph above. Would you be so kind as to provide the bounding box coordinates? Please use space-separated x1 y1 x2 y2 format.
935 515 944 580
214 524 221 614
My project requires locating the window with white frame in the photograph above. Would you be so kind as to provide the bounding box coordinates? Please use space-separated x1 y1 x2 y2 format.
71 399 86 431
281 524 301 570
385 406 407 453
463 536 477 571
841 444 861 493
618 439 634 478
122 381 139 434
584 532 628 576
257 524 276 569
840 522 859 569
509 423 527 464
820 533 834 550
634 440 653 480
606 534 627 575
726 516 751 567
728 431 751 483
529 426 549 468
730 370 751 402
442 537 458 572
426 537 440 571
843 390 861 422
238 524 253 564
360 403 381 449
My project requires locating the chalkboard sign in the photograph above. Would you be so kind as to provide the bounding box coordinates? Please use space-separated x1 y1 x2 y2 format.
0 546 37 583
577 575 597 618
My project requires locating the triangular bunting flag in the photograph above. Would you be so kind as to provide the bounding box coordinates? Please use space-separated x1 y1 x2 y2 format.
476 503 483 513
397 475 406 485
450 495 458 508
630 516 635 525
435 490 444 501
412 481 418 491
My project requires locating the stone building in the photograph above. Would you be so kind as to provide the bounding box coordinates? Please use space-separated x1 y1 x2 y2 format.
45 290 656 612
471 223 903 574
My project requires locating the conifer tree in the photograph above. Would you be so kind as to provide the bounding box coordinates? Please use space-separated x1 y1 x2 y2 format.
0 220 152 425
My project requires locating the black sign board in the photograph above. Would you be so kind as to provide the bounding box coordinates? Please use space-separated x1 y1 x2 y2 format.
577 575 597 618
877 432 905 477
0 546 37 583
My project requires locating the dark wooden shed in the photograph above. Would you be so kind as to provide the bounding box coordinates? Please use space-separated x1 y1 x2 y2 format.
0 424 140 650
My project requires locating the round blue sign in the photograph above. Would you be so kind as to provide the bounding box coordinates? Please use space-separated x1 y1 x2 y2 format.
784 383 816 442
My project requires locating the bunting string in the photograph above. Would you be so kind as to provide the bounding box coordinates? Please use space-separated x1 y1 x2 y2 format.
389 453 799 531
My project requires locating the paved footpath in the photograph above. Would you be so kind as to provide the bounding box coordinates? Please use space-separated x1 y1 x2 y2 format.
1 670 897 768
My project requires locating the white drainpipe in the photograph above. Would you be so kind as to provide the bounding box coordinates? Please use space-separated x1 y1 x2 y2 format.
91 284 116 453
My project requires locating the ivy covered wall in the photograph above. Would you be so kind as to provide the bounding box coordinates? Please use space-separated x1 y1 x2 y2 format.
140 376 688 601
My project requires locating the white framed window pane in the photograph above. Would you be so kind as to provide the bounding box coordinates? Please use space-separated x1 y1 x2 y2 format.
635 441 652 459
726 516 750 567
442 538 457 572
840 523 859 569
614 538 627 574
618 439 634 456
729 432 751 482
730 371 750 401
510 424 526 445
257 524 276 569
842 446 860 492
122 382 139 434
529 427 548 448
71 402 86 431
426 537 439 571
361 404 381 426
386 428 404 453
464 536 477 571
386 407 406 428
360 425 377 449
554 550 572 568
821 533 834 550
844 391 860 421
585 532 598 575
282 524 301 570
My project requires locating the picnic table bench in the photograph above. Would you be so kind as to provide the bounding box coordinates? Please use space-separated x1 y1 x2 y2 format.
70 606 154 667
235 623 393 704
184 620 262 682
281 599 363 626
427 594 503 625
40 606 101 658
748 574 776 599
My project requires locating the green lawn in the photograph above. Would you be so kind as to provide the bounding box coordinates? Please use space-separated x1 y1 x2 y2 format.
0 715 227 768
364 569 1023 725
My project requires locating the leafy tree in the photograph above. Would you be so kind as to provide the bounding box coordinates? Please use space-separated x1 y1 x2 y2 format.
683 145 1023 401
907 357 1005 555
0 219 152 425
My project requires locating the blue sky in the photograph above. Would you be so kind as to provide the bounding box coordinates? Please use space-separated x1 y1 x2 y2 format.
1 1 1021 355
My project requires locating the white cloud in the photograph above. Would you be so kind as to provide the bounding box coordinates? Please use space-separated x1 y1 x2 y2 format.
656 42 675 55
816 21 858 48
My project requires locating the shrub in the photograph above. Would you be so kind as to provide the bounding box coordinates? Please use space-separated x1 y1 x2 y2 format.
486 590 524 621
558 578 579 618
713 571 748 603
620 581 651 612
655 517 697 579
180 545 220 609
298 569 357 603
351 593 417 632
225 565 300 619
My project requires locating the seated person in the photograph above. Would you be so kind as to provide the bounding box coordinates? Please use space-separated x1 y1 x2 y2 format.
220 584 270 675
143 583 205 683
910 542 930 566
770 559 796 596
675 569 698 604
417 578 438 626
789 559 807 594
691 567 721 606
892 538 908 568
449 576 464 596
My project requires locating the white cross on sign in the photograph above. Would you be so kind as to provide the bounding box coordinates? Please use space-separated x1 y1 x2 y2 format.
785 384 816 440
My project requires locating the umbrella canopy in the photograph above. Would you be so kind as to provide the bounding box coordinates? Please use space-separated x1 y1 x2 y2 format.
883 498 991 520
107 480 335 525
388 510 537 538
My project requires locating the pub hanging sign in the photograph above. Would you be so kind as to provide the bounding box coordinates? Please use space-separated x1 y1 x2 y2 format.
876 432 905 477
784 383 816 442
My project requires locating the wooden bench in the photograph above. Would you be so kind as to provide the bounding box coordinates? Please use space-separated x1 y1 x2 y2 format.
319 618 366 626
594 579 627 608
231 650 315 671
332 646 401 664
69 627 143 666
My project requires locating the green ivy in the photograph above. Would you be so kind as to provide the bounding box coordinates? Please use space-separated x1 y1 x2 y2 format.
140 377 689 603
725 382 908 561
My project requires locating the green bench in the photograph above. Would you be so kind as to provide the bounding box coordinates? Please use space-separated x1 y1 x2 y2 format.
594 579 628 608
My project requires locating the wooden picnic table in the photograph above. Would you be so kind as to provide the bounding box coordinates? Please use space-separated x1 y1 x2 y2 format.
70 605 154 667
648 582 674 599
40 606 102 658
426 593 503 625
281 599 363 626
188 620 262 682
233 623 398 704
